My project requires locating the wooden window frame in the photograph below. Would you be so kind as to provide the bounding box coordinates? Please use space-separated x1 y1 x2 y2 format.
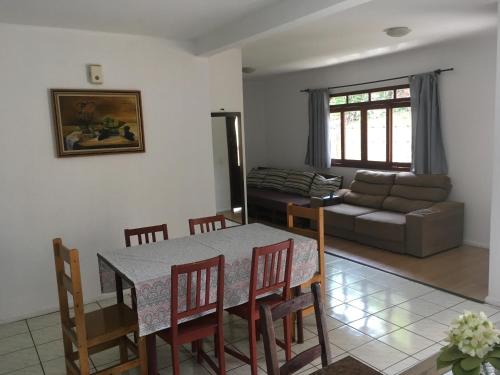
330 84 411 171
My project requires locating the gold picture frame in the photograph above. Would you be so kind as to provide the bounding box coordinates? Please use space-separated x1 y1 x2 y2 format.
51 89 145 157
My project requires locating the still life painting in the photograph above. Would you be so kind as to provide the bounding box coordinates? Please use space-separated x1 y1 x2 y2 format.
51 90 145 156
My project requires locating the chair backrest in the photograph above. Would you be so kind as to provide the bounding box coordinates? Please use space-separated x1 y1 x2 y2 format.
287 204 325 278
53 238 90 373
170 255 225 332
188 215 226 235
249 239 294 307
260 283 331 375
124 224 168 247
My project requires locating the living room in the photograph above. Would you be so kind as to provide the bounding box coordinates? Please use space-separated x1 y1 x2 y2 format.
244 25 495 300
1 0 500 375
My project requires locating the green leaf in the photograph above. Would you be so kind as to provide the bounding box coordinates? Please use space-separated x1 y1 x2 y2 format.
437 359 453 370
487 348 500 359
439 346 467 363
486 357 500 370
460 357 482 371
452 362 480 375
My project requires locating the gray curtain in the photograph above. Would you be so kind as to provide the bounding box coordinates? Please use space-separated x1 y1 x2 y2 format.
410 72 448 174
305 89 331 169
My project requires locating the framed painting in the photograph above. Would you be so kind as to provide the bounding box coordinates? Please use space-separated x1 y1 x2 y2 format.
51 89 145 157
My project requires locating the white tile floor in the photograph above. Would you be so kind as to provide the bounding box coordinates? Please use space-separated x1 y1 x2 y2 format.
0 254 498 375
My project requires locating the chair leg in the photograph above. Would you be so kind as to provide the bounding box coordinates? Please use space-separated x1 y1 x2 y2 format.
216 327 226 374
78 347 90 374
297 309 304 344
138 336 148 375
171 344 180 375
132 289 138 343
197 340 203 364
191 341 197 353
248 319 258 375
214 335 219 358
119 337 128 362
283 315 292 361
295 285 304 344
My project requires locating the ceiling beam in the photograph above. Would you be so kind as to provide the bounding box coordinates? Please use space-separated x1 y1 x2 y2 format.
193 0 374 56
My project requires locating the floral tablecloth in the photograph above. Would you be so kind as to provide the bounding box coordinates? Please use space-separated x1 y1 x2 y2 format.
98 223 318 336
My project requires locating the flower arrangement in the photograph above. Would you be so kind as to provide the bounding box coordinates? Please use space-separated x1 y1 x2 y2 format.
438 311 500 375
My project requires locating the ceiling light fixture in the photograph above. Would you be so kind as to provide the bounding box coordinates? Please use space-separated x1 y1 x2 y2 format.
384 26 411 38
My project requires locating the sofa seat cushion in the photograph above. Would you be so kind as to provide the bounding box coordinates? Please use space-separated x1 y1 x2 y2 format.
355 211 406 243
247 188 310 211
323 204 377 231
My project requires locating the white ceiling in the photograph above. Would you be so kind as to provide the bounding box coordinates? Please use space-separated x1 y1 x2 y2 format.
0 0 497 75
0 0 279 41
242 0 498 76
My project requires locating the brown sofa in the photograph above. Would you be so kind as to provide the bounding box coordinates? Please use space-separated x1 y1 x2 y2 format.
311 170 464 257
247 167 343 224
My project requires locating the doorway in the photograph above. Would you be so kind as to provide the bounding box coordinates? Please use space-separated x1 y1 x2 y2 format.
211 112 246 225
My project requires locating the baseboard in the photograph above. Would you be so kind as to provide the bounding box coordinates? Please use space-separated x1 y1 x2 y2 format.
463 239 489 249
0 292 124 325
485 296 500 307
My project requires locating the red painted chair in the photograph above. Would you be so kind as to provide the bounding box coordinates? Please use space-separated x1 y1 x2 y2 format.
189 215 226 235
124 223 169 247
157 255 226 375
225 239 294 375
124 224 169 326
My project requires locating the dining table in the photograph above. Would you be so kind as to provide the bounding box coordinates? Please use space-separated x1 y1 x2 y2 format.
97 223 319 374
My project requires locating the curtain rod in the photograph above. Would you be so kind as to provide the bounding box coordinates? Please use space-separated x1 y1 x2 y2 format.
299 67 454 93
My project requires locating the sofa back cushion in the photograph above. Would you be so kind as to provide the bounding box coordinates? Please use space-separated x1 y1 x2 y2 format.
382 172 452 213
343 170 396 209
355 170 396 185
260 168 289 191
247 168 268 188
309 174 343 198
282 171 315 197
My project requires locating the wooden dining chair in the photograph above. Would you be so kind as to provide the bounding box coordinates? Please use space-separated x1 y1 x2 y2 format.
260 282 331 375
188 215 226 235
225 239 294 375
124 223 169 247
124 223 169 332
157 255 226 375
53 238 147 375
286 203 325 343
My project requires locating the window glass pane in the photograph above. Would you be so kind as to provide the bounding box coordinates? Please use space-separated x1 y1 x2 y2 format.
329 112 342 159
392 107 412 163
330 96 347 105
344 111 361 160
371 90 394 101
367 109 387 162
348 93 369 104
396 88 411 98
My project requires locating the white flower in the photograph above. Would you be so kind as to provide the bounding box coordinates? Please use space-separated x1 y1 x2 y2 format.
445 311 500 358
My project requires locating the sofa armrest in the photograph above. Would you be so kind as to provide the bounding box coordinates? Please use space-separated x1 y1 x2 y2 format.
405 201 464 257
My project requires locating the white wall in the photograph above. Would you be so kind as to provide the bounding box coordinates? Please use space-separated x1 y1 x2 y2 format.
487 16 500 306
209 49 244 113
208 49 248 220
0 23 219 323
243 31 497 248
211 117 232 212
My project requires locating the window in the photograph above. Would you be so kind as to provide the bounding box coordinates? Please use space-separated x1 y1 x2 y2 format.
329 84 412 170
